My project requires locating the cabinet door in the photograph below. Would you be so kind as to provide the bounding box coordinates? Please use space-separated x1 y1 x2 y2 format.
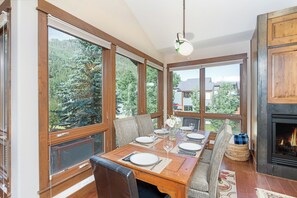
268 12 297 46
268 45 297 103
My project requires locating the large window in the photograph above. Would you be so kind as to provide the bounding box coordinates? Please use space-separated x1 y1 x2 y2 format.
39 15 109 196
146 66 158 114
205 64 240 115
146 63 163 128
168 54 247 133
116 54 138 118
39 8 164 196
48 27 105 176
48 27 103 132
172 68 200 112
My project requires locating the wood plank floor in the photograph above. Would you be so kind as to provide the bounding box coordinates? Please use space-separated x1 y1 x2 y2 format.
85 157 297 198
221 157 297 197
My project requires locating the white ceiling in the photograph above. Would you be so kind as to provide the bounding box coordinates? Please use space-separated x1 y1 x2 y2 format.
124 0 297 55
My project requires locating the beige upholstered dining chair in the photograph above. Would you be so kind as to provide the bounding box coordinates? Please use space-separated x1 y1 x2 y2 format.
200 119 230 164
135 114 154 136
188 124 232 198
114 117 139 147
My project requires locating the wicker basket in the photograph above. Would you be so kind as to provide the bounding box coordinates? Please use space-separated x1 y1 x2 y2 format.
225 143 250 161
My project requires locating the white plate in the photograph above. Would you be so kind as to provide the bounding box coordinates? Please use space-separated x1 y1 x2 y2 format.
187 133 205 140
180 126 192 131
135 136 154 144
178 142 202 151
130 153 159 166
154 129 169 135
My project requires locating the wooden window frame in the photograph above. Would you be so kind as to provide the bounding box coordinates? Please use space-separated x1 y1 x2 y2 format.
145 65 164 128
0 1 11 197
37 1 164 196
38 12 110 196
167 54 247 132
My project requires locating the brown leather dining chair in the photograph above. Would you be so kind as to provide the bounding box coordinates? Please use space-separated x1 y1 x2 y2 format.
90 155 169 198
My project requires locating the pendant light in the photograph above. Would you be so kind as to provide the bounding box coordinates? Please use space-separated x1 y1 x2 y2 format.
175 0 193 56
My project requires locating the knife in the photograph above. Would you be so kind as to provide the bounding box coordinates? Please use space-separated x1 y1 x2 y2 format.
150 159 163 170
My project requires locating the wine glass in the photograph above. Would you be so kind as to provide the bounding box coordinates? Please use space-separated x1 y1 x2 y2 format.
163 139 173 160
189 123 195 132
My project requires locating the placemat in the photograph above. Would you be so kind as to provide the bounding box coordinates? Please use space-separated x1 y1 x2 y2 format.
171 143 203 158
129 138 163 148
119 153 172 174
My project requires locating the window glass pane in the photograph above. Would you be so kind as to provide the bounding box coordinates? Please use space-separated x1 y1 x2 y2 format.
172 68 200 112
48 27 103 132
205 64 240 115
205 119 241 134
116 54 138 118
50 132 104 175
152 118 158 129
146 66 158 114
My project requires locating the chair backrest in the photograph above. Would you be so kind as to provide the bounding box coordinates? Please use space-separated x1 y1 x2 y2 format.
182 117 200 130
114 117 139 147
90 156 139 198
210 119 230 163
207 124 232 198
135 114 154 136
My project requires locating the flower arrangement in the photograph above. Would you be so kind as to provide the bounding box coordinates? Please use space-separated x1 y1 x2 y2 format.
165 115 182 129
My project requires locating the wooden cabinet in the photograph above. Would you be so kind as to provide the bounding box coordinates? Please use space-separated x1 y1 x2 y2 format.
268 45 297 103
268 12 297 46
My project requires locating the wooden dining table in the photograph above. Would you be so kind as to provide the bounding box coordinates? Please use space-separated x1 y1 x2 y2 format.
101 130 210 198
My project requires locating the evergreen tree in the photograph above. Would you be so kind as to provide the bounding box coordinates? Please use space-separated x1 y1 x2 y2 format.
50 39 102 131
208 82 240 130
146 66 158 114
191 89 200 112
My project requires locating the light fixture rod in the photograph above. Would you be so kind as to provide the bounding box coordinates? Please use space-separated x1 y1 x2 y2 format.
183 0 185 38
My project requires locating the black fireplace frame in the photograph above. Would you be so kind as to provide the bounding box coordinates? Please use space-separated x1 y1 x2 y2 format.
270 114 297 167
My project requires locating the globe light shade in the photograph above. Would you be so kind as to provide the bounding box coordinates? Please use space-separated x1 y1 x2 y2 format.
175 37 193 56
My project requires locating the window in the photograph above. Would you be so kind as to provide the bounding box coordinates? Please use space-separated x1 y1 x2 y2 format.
205 119 241 134
116 54 139 118
48 27 103 132
168 54 247 132
146 63 163 128
39 14 109 195
48 27 105 175
205 64 240 114
172 68 200 112
146 66 158 114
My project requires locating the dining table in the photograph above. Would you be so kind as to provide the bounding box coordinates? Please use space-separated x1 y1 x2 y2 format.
101 129 210 198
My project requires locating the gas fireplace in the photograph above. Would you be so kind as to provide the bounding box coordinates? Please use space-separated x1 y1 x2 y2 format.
271 115 297 167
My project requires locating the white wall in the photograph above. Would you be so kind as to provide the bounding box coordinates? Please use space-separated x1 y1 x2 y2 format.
46 0 163 62
11 0 39 197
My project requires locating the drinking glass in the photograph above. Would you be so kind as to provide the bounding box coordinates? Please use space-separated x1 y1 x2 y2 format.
189 123 195 131
163 139 173 160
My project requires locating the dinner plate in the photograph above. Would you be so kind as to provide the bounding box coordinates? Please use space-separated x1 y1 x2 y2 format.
154 129 169 135
178 142 202 151
135 136 154 144
180 126 192 131
130 153 159 166
186 133 205 140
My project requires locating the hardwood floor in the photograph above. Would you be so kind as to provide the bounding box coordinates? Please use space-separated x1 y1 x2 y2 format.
221 157 297 197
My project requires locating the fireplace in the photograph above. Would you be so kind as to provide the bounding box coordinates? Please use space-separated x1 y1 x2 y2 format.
271 115 297 167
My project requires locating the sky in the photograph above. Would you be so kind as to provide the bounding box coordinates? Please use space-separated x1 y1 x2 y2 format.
174 64 240 83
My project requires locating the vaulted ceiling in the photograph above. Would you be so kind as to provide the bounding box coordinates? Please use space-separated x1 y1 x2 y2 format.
124 0 297 55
